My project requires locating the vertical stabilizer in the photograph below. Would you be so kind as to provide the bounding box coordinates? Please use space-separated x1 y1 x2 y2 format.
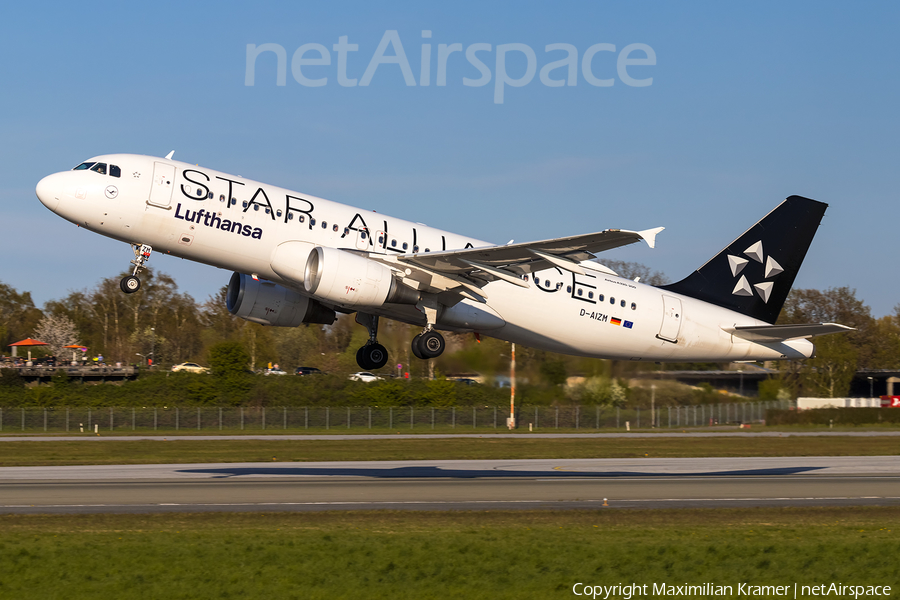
661 196 827 324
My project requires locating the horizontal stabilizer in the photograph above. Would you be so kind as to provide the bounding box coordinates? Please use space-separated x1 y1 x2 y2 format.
724 323 854 342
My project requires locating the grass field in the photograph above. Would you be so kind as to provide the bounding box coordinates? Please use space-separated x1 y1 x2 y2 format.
1 508 897 599
0 435 898 466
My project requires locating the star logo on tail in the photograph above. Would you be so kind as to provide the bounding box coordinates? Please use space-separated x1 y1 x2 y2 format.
727 241 783 303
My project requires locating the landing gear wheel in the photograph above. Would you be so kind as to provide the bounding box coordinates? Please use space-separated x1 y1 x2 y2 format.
356 343 388 370
356 347 369 370
120 275 141 294
411 334 425 360
418 331 445 359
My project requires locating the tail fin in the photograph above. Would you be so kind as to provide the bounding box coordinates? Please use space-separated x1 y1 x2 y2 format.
661 195 827 324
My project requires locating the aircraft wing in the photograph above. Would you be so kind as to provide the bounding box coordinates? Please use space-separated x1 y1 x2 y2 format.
724 323 855 342
371 227 664 303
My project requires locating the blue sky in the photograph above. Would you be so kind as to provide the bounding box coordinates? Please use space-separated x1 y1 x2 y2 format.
2 1 898 316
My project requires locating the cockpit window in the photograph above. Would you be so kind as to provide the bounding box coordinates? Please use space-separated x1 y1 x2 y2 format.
110 165 121 178
73 162 95 171
90 163 107 175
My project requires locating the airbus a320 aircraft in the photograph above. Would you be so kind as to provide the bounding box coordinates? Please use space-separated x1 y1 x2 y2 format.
35 153 851 370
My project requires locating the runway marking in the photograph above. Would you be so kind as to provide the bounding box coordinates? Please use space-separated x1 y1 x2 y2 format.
4 496 899 510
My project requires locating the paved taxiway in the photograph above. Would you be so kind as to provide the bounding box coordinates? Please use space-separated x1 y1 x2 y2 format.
1 456 897 514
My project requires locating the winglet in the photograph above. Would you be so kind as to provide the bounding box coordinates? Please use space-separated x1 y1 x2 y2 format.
638 227 664 249
165 150 175 160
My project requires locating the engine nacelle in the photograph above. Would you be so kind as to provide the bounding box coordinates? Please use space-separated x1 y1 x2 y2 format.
227 272 335 326
304 246 419 308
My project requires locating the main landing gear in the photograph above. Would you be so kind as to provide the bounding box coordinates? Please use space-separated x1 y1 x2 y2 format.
411 298 445 360
411 329 445 360
355 313 389 371
354 311 447 371
120 243 152 294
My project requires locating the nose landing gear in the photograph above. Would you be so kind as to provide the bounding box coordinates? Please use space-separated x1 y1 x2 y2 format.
120 243 152 294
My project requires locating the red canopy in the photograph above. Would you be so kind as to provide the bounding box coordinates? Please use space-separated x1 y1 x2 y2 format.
9 338 48 347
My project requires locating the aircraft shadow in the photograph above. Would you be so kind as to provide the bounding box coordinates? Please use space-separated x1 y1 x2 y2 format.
177 465 825 479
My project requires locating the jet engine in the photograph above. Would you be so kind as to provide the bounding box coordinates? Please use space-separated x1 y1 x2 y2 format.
226 272 335 326
304 246 419 308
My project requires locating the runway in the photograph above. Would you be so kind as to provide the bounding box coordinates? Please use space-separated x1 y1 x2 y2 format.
1 456 898 514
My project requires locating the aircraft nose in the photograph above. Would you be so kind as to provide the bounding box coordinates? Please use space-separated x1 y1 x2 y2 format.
36 174 61 211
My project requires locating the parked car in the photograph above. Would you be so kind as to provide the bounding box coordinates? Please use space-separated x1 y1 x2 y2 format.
295 366 324 376
348 371 383 383
264 368 288 375
171 362 208 373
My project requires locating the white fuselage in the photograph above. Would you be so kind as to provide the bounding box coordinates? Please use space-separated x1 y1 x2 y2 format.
36 154 814 362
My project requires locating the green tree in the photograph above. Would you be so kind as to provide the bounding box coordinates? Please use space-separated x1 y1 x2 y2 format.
208 340 253 404
0 281 43 351
208 341 251 377
778 287 872 397
540 360 568 386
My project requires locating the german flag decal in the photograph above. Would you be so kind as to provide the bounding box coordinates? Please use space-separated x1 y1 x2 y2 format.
610 317 622 326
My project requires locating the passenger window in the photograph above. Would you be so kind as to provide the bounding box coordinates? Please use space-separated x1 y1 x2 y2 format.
391 240 397 248
402 242 408 250
567 286 572 293
360 231 367 240
333 224 339 232
310 218 316 226
631 302 637 310
219 194 226 202
109 165 121 178
599 294 604 302
588 291 594 299
610 297 615 304
620 299 626 307
90 163 107 175
288 213 294 220
321 221 327 229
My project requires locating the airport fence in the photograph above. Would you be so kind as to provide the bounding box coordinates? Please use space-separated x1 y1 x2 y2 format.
0 401 792 433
